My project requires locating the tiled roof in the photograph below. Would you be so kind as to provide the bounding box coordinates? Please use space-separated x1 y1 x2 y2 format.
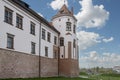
52 4 77 21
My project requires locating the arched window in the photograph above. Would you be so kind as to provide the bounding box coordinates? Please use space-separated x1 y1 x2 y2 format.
66 22 71 31
60 37 64 46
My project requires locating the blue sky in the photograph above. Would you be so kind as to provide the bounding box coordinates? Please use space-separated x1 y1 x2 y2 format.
24 0 120 68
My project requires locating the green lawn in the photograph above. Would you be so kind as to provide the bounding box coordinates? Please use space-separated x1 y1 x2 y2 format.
0 77 92 80
0 73 120 80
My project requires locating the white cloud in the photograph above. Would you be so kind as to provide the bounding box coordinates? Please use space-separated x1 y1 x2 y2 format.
49 0 68 10
90 51 97 58
75 0 109 28
77 31 101 50
80 51 120 68
103 37 114 43
37 13 44 17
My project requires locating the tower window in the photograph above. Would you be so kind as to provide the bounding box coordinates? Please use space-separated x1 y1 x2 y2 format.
59 19 61 21
68 18 70 21
16 14 23 29
60 37 64 46
4 7 13 25
66 22 71 31
73 39 76 48
73 25 76 33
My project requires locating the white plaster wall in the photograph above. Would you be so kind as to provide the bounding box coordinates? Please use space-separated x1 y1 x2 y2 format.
41 23 59 58
0 0 59 58
0 0 40 55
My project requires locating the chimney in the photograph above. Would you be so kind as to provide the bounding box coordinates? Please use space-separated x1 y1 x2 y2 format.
71 7 74 15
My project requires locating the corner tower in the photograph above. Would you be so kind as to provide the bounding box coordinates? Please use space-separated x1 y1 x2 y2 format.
52 4 79 77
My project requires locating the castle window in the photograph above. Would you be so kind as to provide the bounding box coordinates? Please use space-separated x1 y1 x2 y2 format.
54 50 58 59
54 36 57 45
73 25 76 33
47 32 51 42
31 42 36 54
16 14 23 29
60 37 64 46
42 28 46 40
4 7 13 25
66 22 71 31
30 22 35 35
7 33 14 49
73 39 76 48
45 47 48 57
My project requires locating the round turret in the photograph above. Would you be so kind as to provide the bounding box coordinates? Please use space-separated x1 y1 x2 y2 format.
52 4 78 59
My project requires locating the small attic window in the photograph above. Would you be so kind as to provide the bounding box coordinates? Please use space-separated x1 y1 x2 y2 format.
59 19 61 21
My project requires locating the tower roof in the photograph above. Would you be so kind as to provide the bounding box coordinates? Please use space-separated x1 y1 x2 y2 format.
57 4 72 15
52 4 77 21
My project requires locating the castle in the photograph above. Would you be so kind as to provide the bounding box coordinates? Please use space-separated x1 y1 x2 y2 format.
0 0 79 78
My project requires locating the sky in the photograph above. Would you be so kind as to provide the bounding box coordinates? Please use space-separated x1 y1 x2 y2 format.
23 0 120 68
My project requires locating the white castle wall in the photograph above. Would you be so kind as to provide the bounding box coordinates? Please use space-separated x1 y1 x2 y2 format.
0 0 58 58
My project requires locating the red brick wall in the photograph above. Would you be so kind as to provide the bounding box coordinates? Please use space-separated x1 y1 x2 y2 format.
0 48 58 78
0 48 79 78
59 59 79 77
0 48 39 78
40 57 58 77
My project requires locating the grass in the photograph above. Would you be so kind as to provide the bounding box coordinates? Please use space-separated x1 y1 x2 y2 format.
90 75 120 80
0 77 92 80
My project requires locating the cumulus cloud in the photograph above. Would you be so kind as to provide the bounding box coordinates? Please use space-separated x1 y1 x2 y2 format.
103 37 114 43
80 51 120 68
77 31 101 50
49 0 68 10
75 0 109 28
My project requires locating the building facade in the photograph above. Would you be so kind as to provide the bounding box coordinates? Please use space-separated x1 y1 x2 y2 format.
0 0 79 78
